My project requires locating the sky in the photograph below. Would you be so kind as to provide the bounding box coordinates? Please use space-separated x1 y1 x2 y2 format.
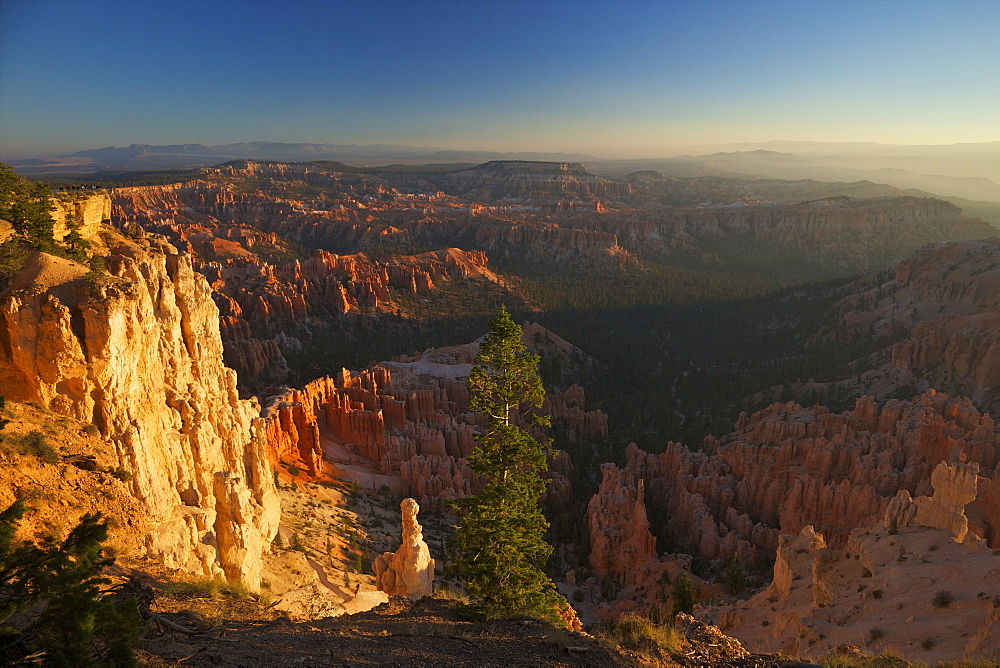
1 0 998 160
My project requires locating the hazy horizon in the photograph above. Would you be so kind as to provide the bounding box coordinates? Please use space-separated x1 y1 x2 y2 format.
1 0 998 161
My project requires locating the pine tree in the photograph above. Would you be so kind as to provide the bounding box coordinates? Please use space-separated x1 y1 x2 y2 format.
672 572 694 616
0 500 141 665
448 306 562 620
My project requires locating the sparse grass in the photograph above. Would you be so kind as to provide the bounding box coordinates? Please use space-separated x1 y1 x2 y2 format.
594 614 684 656
109 467 132 481
432 584 470 604
161 576 250 600
1 430 59 464
820 650 909 667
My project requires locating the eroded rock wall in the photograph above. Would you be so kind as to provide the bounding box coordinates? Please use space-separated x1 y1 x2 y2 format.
595 392 999 565
0 239 278 588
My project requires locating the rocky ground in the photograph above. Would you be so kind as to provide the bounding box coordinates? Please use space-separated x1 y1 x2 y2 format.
136 594 797 667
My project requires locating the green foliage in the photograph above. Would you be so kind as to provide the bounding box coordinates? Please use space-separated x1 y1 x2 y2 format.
0 164 55 244
723 556 747 597
671 572 694 615
448 306 563 621
0 500 141 665
0 238 31 286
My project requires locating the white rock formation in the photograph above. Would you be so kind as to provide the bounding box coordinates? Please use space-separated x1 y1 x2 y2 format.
373 498 435 598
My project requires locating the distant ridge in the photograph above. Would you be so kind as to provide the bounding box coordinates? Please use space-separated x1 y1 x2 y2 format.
10 142 601 175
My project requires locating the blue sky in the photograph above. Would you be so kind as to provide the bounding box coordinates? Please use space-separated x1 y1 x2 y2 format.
1 0 998 159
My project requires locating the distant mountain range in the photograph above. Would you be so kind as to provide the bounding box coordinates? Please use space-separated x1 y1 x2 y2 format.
9 142 601 174
9 140 999 204
586 143 1000 203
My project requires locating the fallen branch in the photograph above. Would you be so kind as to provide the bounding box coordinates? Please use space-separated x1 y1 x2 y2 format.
140 606 235 642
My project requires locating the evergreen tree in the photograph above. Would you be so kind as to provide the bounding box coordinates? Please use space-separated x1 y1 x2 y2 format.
671 572 694 616
448 306 562 620
0 164 55 245
0 500 141 665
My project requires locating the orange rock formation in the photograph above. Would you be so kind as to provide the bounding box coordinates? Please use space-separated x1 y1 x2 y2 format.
593 392 999 567
0 240 278 589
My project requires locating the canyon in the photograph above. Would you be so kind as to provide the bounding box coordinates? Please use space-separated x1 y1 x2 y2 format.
2 160 998 663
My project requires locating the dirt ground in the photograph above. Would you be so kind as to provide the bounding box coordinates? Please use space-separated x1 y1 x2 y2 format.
135 593 799 667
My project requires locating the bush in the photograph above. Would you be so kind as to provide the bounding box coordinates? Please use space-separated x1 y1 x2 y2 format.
921 637 936 650
867 626 884 645
932 590 954 608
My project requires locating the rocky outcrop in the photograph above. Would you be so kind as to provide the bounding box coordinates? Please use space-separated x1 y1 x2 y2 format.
884 459 980 541
706 464 1000 663
603 392 999 564
587 464 658 585
0 239 278 589
373 498 435 599
50 193 111 241
258 329 606 509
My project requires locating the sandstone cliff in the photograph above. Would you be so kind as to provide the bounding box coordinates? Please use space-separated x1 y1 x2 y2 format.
50 192 112 242
0 238 279 589
561 196 994 273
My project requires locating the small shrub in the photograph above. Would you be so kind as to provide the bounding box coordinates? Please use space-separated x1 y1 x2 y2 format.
572 590 584 602
109 467 132 482
867 626 884 645
870 588 883 600
921 637 937 650
15 431 59 464
932 590 954 608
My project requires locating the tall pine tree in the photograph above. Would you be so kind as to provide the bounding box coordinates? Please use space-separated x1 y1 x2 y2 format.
448 306 562 620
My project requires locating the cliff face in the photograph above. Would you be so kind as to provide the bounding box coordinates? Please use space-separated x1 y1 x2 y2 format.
50 192 112 241
830 240 1000 414
0 239 278 588
563 197 994 271
588 392 999 567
